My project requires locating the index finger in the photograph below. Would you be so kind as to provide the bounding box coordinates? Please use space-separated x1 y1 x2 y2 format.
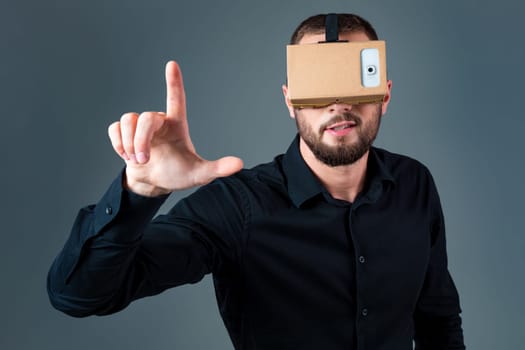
165 60 187 119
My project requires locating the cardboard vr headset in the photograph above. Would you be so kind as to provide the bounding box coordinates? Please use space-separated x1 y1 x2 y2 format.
286 14 388 108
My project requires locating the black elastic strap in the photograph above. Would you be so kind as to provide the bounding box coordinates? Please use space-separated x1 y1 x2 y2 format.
325 13 339 42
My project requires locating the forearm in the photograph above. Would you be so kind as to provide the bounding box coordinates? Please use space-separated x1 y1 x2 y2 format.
48 171 244 317
413 261 464 349
47 171 168 317
414 311 465 350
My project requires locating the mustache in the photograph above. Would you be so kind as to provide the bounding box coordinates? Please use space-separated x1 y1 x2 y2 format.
319 112 362 132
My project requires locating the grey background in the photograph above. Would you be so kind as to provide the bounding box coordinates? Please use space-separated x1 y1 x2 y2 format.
1 0 523 349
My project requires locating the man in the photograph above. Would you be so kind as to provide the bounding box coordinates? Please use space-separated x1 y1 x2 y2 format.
48 13 465 350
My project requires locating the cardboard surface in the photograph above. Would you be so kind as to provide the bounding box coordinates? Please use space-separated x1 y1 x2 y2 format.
287 40 387 107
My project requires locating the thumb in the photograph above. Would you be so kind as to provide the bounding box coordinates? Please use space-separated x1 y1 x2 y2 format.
197 156 244 185
213 156 244 177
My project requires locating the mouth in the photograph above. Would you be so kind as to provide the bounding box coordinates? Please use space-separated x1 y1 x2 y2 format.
324 121 357 136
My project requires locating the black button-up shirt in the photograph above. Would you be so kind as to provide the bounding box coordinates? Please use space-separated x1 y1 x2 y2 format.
48 136 465 349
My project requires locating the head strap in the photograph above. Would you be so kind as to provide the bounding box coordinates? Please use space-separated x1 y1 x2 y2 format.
325 13 339 42
318 13 348 43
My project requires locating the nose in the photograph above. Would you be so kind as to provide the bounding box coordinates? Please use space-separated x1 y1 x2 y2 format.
328 103 353 114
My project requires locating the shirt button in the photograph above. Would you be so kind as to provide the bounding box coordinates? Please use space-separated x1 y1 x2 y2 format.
362 308 368 317
105 206 113 215
359 256 365 263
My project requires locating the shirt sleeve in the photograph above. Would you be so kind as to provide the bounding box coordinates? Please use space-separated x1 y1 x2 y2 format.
47 170 247 317
413 172 466 350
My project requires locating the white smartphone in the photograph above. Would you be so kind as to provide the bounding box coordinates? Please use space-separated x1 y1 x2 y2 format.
361 48 381 88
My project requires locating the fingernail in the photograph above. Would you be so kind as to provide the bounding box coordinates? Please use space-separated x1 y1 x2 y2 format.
129 154 137 163
136 152 148 164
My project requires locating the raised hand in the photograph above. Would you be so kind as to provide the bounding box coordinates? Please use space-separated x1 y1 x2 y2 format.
107 61 243 197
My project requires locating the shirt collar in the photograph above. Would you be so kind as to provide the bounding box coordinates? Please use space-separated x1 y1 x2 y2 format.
281 135 396 208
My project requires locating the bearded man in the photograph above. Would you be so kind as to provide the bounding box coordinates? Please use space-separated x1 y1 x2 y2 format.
48 13 465 350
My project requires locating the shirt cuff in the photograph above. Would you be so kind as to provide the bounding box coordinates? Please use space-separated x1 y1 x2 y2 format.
93 169 170 242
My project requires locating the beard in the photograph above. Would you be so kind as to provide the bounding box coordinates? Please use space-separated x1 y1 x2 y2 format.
295 105 382 167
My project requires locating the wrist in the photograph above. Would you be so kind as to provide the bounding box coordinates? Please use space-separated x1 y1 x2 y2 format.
123 173 172 198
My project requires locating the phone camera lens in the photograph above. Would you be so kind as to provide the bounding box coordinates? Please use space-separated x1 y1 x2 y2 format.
367 65 377 75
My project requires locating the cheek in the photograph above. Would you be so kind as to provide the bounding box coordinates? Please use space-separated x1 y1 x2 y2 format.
297 110 324 125
356 105 382 123
299 117 321 134
355 104 378 114
292 108 302 119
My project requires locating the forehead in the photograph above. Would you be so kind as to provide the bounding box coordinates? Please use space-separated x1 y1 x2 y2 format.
298 31 371 44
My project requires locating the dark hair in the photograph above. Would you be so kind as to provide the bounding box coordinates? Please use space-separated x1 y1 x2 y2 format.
290 13 379 44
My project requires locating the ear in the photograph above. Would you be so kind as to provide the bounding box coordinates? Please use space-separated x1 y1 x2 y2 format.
282 84 296 119
381 80 393 116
